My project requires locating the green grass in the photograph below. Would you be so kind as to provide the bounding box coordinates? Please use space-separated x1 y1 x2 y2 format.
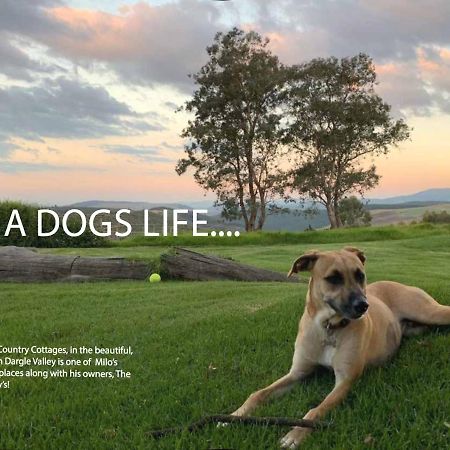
106 223 450 248
1 226 450 449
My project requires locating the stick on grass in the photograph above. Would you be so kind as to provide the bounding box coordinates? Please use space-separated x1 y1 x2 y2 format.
146 414 328 439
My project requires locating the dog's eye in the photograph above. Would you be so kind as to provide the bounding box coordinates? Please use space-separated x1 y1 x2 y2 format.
355 269 365 284
325 272 344 285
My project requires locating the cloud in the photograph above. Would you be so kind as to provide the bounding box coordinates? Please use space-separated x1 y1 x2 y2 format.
164 101 179 111
1 0 450 117
41 1 226 90
417 46 450 93
243 0 450 115
101 144 174 163
0 138 19 157
0 77 163 140
47 146 62 154
374 61 434 116
0 1 66 80
160 141 183 152
0 40 61 81
0 160 102 174
250 0 450 61
0 0 62 37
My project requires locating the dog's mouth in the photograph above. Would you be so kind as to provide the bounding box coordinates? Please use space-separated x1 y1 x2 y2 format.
325 298 346 316
325 298 368 320
348 311 367 320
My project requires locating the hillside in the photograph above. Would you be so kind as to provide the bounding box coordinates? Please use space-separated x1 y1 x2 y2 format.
369 188 450 204
68 200 191 211
370 202 450 225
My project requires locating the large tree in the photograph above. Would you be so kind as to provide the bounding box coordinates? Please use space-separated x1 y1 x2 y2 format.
176 28 289 231
288 53 410 228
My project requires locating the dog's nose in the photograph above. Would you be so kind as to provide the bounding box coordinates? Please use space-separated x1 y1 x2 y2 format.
355 300 369 314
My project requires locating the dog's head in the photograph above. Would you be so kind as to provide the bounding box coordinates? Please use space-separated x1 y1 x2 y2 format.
288 247 368 320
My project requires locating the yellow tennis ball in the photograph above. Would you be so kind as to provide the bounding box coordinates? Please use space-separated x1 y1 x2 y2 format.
149 273 161 283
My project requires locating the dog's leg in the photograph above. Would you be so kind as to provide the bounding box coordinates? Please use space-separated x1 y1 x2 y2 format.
280 367 360 449
231 373 301 417
398 288 450 326
232 351 315 417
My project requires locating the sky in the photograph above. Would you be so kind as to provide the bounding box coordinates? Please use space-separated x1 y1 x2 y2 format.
0 0 449 205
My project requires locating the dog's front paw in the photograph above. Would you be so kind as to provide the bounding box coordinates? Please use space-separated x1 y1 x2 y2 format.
217 410 243 428
230 407 246 417
280 427 312 448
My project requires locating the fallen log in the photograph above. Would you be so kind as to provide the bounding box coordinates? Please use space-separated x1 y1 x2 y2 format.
160 247 295 282
0 246 151 282
0 246 297 283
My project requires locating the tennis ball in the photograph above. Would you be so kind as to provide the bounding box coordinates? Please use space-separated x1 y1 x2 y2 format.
149 273 161 283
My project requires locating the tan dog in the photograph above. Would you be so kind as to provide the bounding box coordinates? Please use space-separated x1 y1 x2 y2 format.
232 247 450 448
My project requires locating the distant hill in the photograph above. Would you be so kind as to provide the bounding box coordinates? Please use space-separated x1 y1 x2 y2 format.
64 200 325 231
68 200 191 211
366 201 448 210
61 188 450 232
369 188 450 205
259 210 329 231
211 209 329 232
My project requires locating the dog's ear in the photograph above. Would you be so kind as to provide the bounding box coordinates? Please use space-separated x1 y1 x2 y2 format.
288 251 319 277
344 247 366 265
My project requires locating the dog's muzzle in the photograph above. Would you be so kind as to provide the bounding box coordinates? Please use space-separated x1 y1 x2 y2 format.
349 292 369 318
326 293 369 320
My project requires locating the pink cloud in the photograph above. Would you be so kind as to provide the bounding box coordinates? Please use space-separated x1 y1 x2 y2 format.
376 63 401 75
43 1 221 88
417 47 450 94
439 48 450 60
50 7 129 60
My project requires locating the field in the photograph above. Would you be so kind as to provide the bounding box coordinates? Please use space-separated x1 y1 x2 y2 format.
371 203 450 225
1 225 450 449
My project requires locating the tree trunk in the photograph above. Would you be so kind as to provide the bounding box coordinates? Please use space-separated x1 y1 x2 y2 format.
256 194 266 231
333 197 344 228
247 203 256 231
335 212 344 228
326 203 339 229
237 189 251 232
243 213 251 232
235 158 250 231
245 138 258 232
256 207 266 230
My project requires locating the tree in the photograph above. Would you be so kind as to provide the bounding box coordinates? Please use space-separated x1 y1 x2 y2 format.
339 196 372 227
176 28 289 231
288 53 410 228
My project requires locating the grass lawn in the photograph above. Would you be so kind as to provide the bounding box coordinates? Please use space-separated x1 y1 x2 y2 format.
1 226 450 449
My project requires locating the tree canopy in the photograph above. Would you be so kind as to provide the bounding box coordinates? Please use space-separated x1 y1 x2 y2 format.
288 54 410 228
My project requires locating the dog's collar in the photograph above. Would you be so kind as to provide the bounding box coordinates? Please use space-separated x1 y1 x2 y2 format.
324 318 350 331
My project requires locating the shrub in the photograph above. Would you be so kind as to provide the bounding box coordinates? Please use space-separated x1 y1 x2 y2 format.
0 201 106 248
422 210 450 224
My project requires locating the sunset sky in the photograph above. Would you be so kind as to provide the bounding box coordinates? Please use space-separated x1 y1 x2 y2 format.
1 0 449 205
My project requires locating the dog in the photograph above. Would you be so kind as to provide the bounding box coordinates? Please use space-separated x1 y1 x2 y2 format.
231 247 450 448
